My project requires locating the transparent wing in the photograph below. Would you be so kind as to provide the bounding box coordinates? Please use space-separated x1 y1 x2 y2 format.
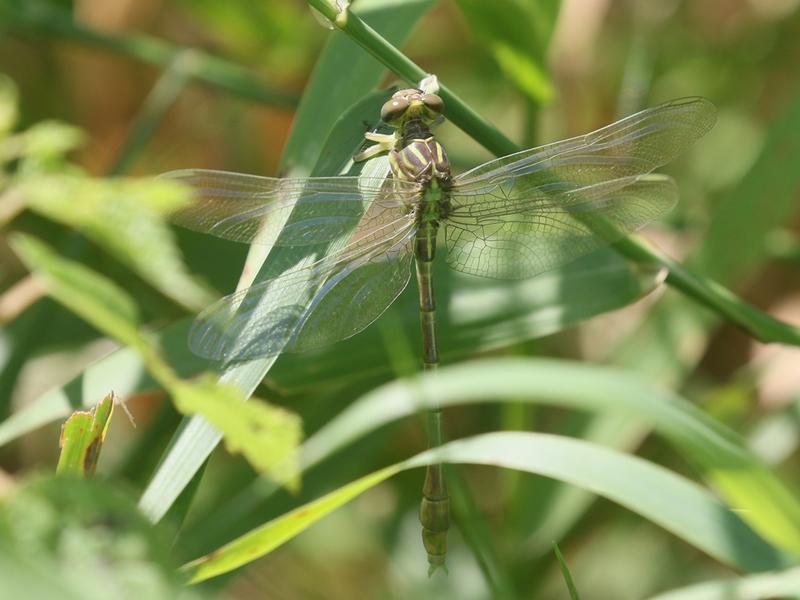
445 175 677 279
164 169 421 246
454 97 716 194
189 200 416 362
444 97 715 279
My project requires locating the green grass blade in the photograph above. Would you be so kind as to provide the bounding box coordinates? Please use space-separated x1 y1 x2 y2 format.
181 432 785 583
297 358 800 560
553 543 581 600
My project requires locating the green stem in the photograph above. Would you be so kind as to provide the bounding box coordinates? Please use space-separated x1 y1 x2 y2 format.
617 236 800 345
309 0 800 348
4 1 298 108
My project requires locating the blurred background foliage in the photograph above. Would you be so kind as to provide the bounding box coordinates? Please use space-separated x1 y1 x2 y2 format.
1 0 800 598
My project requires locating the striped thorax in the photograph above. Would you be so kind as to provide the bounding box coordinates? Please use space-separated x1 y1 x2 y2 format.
379 88 452 229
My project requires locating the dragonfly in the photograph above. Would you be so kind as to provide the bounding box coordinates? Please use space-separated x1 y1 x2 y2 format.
166 84 716 573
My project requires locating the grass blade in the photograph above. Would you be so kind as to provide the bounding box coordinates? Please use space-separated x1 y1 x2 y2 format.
553 543 581 600
295 358 800 560
182 432 786 583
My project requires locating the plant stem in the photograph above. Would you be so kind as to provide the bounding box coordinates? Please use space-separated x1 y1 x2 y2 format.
616 236 800 345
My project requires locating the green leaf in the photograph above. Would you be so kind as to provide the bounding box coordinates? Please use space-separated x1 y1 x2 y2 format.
56 393 114 477
9 233 145 352
17 174 215 311
296 358 800 561
454 0 560 103
17 121 85 163
181 432 784 583
171 378 302 491
648 567 800 600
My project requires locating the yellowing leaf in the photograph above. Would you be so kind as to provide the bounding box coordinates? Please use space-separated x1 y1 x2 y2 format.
56 393 115 477
172 378 302 491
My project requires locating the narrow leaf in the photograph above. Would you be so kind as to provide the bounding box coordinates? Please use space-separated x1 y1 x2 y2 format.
298 358 800 560
553 543 581 600
182 432 785 583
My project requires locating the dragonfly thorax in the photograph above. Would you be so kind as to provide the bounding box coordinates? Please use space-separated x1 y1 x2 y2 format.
389 134 451 186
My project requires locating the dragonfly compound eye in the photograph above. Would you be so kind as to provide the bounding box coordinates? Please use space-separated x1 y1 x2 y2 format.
381 96 410 125
422 94 444 115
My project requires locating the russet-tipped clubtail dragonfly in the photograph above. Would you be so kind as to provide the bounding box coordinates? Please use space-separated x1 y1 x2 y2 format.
166 83 715 573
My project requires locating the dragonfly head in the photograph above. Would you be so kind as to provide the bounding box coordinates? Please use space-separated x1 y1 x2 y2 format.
381 88 444 128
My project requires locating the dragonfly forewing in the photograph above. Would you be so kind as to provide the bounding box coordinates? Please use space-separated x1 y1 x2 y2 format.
453 97 716 193
164 168 420 247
